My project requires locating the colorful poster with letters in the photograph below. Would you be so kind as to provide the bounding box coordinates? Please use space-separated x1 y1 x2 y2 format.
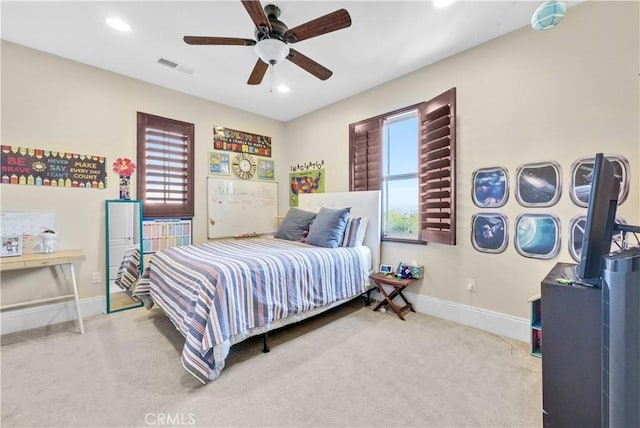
1 146 106 188
213 126 271 157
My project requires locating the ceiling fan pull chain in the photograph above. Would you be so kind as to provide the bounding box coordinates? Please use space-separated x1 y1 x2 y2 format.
269 62 274 93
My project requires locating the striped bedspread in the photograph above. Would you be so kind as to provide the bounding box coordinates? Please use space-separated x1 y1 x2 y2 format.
132 237 371 383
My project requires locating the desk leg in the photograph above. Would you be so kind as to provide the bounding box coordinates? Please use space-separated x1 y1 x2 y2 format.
67 263 85 334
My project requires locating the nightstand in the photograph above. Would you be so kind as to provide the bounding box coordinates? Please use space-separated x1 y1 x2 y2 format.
370 272 416 321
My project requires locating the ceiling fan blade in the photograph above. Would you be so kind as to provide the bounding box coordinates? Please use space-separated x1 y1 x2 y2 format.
241 0 272 33
286 48 332 81
284 9 351 43
247 59 269 85
184 36 256 46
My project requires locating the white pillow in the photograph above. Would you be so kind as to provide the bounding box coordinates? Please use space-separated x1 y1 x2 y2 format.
341 216 369 247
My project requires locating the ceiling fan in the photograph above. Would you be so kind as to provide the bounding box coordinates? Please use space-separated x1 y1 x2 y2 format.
183 1 352 86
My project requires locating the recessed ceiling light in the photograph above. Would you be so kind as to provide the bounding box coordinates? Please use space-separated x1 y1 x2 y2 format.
106 17 131 32
276 85 290 93
433 0 456 8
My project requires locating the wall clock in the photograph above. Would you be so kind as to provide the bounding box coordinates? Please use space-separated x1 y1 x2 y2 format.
232 153 257 179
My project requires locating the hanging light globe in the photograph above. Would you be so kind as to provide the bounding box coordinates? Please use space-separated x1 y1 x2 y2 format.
531 0 566 31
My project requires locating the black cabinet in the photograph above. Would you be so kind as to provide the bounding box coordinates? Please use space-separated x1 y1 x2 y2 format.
541 262 602 428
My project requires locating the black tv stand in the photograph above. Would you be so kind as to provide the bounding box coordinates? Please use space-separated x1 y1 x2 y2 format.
541 262 602 428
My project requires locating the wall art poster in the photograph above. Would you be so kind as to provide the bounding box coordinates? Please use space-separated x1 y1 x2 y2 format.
289 169 324 207
515 161 561 207
570 155 629 207
209 152 230 175
515 213 561 259
471 213 508 253
472 167 508 208
213 126 271 157
257 159 275 180
1 146 106 188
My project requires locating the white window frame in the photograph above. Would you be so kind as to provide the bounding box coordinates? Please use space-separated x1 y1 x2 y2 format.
382 109 419 241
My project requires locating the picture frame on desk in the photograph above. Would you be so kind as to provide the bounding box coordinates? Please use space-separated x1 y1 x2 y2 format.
1 235 23 257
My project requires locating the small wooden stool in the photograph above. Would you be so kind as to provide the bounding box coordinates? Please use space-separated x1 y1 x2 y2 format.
370 272 416 321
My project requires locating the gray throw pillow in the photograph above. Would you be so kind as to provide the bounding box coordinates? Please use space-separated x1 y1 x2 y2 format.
306 207 351 248
274 208 317 241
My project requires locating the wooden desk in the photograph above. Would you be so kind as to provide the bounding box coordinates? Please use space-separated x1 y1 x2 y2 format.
0 250 85 334
370 272 416 321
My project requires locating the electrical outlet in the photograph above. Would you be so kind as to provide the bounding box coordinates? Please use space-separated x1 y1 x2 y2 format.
467 278 476 292
92 272 101 284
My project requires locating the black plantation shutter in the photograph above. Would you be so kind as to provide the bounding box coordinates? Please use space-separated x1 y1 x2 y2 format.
137 112 194 218
418 88 457 245
349 117 382 191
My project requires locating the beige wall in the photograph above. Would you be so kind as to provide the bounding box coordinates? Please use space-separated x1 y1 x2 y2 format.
283 1 640 318
1 1 638 321
1 40 285 305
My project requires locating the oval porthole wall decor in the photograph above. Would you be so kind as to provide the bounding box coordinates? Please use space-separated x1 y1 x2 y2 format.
515 161 561 208
569 215 628 263
471 167 509 208
570 155 630 208
471 212 509 254
515 213 561 260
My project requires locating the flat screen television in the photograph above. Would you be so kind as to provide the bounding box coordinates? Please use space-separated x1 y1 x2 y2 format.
576 153 620 286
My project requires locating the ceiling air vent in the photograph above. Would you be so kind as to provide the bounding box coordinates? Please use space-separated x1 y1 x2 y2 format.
157 58 194 75
158 57 178 68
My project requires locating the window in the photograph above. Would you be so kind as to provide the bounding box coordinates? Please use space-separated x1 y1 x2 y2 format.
383 110 419 240
137 112 194 218
349 88 456 245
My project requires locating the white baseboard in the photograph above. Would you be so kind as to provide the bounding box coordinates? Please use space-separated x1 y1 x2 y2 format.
373 290 530 343
1 296 106 335
3 292 530 343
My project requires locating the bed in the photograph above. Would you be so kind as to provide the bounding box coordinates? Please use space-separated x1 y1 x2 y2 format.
132 190 381 383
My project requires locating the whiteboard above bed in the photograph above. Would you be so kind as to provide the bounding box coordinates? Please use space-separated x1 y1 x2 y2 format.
298 190 381 274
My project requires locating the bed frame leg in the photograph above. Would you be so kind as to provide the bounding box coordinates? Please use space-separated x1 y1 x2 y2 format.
364 289 374 306
262 333 270 353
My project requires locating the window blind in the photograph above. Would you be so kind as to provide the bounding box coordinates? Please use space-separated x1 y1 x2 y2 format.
349 118 382 191
418 88 457 245
137 112 194 218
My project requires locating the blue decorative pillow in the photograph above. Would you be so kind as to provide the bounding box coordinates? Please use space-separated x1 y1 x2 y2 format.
341 216 369 247
274 208 317 241
306 207 351 248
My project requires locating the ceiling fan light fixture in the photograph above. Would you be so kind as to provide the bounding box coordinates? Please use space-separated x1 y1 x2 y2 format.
254 39 290 65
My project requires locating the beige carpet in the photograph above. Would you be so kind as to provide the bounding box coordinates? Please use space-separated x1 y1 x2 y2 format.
1 299 541 427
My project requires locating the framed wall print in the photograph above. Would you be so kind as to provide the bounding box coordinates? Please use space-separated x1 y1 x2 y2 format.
515 161 561 207
1 235 23 257
570 155 629 207
471 213 508 253
515 213 561 259
472 167 509 208
208 151 230 175
257 159 275 180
